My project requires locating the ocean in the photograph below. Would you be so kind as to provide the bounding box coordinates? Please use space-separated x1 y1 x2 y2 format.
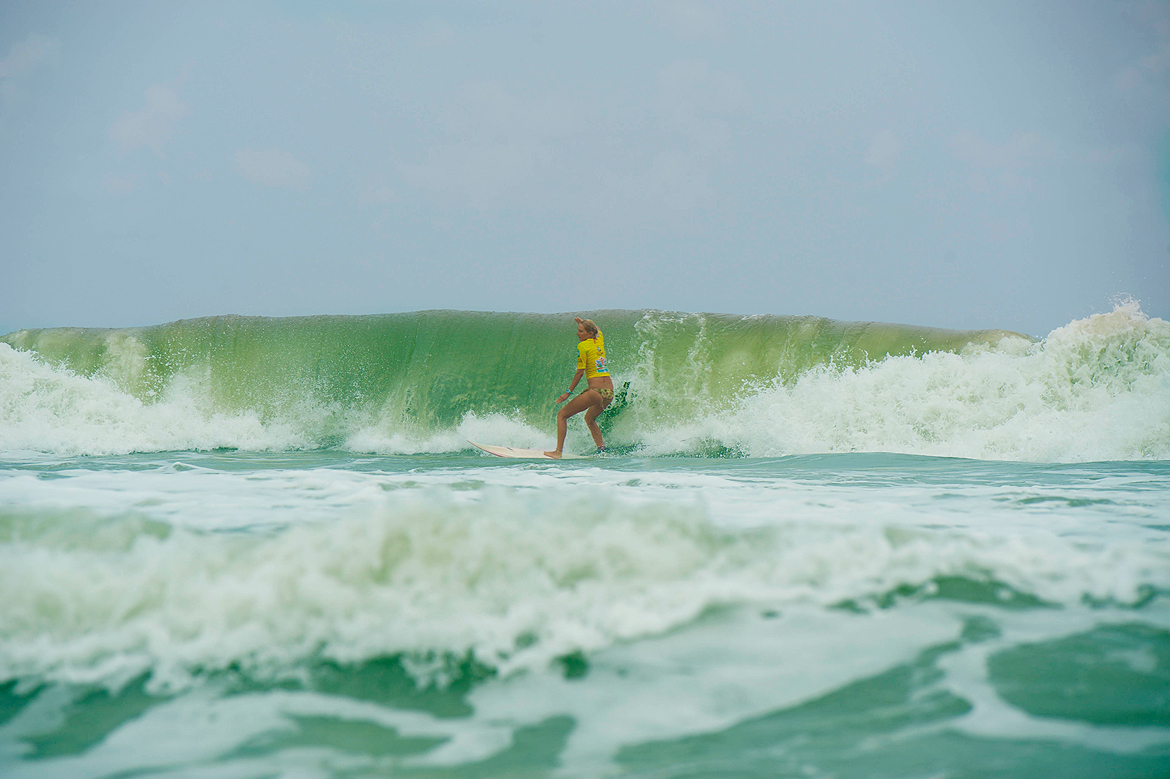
1 302 1168 778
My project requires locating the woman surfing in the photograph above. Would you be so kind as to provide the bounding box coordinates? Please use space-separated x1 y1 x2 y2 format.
545 317 613 458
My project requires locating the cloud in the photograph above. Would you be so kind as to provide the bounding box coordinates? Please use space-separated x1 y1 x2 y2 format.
109 84 191 155
1116 42 1170 93
0 33 60 103
0 33 59 78
235 148 312 190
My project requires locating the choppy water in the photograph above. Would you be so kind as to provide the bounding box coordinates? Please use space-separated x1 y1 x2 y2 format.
1 303 1168 777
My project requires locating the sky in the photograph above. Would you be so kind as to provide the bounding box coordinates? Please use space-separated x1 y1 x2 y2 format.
1 1 1168 338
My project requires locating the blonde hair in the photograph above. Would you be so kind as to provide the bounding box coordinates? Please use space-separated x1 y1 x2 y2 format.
579 318 599 336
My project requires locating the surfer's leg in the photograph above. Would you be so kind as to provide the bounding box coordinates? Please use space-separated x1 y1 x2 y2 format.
548 412 569 458
545 392 595 458
584 402 605 450
583 389 612 450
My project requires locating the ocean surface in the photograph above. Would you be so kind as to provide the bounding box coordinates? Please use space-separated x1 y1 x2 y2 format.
1 302 1168 778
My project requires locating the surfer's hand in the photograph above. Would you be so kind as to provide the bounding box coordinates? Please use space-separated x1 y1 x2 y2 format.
556 393 569 403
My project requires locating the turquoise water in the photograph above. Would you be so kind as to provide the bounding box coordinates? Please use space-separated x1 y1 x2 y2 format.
1 304 1169 777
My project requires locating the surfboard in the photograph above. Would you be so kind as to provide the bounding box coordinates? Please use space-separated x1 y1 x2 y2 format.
469 441 589 460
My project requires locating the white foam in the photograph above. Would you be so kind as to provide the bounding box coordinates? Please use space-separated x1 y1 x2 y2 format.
0 345 310 455
1 475 1167 693
344 411 555 455
635 301 1170 461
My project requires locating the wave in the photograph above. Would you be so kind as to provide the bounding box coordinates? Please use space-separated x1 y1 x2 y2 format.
1 484 1164 692
2 302 1167 461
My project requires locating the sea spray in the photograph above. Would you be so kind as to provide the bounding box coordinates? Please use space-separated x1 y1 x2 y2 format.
644 301 1170 460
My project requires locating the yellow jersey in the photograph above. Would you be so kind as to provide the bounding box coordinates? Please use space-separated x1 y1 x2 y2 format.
576 332 609 378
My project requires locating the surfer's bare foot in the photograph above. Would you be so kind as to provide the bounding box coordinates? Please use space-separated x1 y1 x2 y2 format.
544 450 562 459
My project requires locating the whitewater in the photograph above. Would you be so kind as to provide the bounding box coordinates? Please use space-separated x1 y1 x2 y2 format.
1 302 1168 778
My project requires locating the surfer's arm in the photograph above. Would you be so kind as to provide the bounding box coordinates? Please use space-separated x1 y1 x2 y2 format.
555 369 585 403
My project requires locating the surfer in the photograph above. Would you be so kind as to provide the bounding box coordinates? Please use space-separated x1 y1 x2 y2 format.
545 317 614 458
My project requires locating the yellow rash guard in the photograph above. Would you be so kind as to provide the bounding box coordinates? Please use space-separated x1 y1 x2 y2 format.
576 332 609 378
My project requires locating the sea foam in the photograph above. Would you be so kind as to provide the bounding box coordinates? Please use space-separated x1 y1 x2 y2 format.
1 468 1167 693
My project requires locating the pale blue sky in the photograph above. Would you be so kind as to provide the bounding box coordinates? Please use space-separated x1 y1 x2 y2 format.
2 0 1168 337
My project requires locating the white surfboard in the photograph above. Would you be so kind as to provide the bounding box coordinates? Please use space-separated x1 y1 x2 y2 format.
469 441 589 460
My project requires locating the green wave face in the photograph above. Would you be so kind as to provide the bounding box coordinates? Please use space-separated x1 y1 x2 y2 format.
622 312 1024 424
1 310 1022 443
